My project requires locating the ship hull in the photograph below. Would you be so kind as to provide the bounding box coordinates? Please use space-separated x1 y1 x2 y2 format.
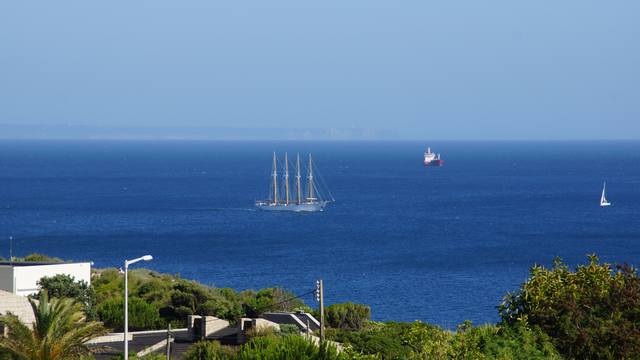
424 160 444 166
256 201 327 212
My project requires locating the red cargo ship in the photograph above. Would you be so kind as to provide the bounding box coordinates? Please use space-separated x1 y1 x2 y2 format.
424 147 444 166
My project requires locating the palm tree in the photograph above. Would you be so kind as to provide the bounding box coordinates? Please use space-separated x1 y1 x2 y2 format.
0 292 107 359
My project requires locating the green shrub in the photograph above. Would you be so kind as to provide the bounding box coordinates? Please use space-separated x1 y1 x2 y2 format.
241 288 306 318
37 274 97 319
327 322 412 358
401 320 561 360
198 298 243 322
325 302 371 330
183 341 233 360
97 296 163 331
237 335 346 360
499 255 640 359
279 324 301 336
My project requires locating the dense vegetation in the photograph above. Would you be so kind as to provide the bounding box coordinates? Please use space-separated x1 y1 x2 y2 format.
499 255 640 360
12 253 640 359
0 292 106 360
323 303 371 331
65 267 307 331
325 320 560 359
184 335 345 360
36 267 307 331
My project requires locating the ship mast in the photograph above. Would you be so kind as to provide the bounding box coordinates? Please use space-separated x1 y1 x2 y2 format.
284 152 290 205
296 153 302 205
272 152 278 204
307 154 316 201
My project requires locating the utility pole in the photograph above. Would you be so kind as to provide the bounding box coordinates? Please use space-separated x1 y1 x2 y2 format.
316 279 325 342
165 323 172 360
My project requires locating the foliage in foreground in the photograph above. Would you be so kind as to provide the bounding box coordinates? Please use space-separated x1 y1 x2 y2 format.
499 255 640 360
0 292 106 360
184 335 345 360
329 321 560 360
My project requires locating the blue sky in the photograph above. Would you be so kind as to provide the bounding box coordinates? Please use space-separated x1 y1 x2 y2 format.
0 1 638 140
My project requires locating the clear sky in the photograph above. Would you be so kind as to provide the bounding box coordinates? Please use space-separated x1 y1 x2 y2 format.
1 1 639 140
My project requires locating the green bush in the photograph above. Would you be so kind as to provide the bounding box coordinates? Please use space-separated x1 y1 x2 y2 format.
325 302 371 330
37 274 97 319
183 340 234 360
237 335 346 360
241 288 306 318
279 324 301 336
499 255 640 359
327 322 412 358
97 296 163 331
402 320 561 360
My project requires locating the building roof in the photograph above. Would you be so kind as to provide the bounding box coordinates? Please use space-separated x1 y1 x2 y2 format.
0 290 36 326
0 261 90 267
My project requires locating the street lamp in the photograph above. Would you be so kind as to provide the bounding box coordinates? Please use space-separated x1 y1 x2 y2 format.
123 255 152 360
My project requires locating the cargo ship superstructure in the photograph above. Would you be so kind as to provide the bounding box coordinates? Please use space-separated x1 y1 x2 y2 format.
424 147 444 166
256 153 332 212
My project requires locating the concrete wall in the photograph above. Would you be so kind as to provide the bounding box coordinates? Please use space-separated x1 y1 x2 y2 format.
0 267 14 294
187 315 233 340
0 290 36 326
1 263 92 296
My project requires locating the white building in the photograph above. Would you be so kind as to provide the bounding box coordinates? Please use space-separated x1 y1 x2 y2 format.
0 261 91 296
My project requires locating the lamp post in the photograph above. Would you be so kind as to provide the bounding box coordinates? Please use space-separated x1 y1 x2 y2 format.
123 255 152 360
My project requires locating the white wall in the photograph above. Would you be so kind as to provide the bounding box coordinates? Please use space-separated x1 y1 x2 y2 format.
11 263 91 296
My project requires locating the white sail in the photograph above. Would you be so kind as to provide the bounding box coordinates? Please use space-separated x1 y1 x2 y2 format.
600 182 611 207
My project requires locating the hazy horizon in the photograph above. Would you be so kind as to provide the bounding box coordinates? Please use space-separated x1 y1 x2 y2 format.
1 1 639 140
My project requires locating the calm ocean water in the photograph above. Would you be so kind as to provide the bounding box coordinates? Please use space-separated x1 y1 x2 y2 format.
1 140 639 327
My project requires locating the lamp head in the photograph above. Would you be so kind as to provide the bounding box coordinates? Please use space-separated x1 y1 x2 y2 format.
142 255 153 261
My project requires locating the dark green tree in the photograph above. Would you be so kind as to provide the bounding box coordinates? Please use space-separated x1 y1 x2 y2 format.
37 274 97 320
97 296 163 331
324 302 371 330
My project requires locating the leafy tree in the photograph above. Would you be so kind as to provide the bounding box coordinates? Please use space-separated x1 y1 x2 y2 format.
37 274 97 320
0 292 106 360
241 288 306 318
197 298 243 322
324 302 371 330
97 297 163 331
499 255 640 359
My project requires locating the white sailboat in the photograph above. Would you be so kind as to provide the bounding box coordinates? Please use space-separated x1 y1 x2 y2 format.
600 182 611 207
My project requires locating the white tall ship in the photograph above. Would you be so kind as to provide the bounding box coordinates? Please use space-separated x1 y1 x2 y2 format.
600 182 611 207
256 153 332 212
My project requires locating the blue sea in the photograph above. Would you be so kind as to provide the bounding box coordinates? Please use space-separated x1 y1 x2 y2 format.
1 140 639 328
